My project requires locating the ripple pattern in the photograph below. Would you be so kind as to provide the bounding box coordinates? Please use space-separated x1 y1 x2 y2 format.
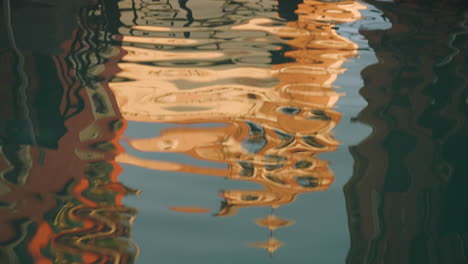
111 0 365 253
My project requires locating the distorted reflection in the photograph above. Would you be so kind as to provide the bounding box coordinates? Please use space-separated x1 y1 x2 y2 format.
0 1 138 263
112 0 364 253
345 1 468 263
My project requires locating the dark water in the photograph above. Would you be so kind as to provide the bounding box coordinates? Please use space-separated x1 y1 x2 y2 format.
0 0 467 263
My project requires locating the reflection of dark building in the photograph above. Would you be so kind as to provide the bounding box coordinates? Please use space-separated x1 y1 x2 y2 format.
0 0 82 149
0 1 138 263
277 0 303 21
345 1 468 263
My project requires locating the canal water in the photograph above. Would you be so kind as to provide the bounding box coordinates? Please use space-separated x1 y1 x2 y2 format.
0 0 466 263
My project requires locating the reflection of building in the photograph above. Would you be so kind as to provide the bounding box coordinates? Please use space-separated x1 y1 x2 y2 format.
0 2 138 263
112 0 365 254
344 1 468 263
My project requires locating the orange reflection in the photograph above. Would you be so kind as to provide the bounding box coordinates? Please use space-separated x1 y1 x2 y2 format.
111 0 365 254
248 237 283 255
168 207 211 214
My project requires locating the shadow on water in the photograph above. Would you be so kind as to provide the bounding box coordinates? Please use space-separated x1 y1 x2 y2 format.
345 1 468 263
0 1 139 263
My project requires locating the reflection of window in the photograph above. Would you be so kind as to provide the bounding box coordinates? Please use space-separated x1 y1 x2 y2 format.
303 136 325 148
295 176 320 188
277 106 301 115
242 195 259 201
294 160 313 169
238 161 254 177
242 122 266 154
264 163 284 171
308 109 331 121
264 155 286 171
273 129 295 149
266 175 287 186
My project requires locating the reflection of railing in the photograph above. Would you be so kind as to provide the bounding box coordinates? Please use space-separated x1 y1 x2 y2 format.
112 0 365 254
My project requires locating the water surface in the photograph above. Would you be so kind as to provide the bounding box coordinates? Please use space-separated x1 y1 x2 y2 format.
0 0 466 263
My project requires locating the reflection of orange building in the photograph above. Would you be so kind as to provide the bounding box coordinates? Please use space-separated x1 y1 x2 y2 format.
113 0 364 213
0 2 138 263
111 0 365 253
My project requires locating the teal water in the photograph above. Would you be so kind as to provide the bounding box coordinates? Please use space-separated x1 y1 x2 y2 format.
0 1 467 264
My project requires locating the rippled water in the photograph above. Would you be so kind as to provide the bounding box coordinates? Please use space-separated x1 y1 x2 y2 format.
0 0 467 263
114 1 373 262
